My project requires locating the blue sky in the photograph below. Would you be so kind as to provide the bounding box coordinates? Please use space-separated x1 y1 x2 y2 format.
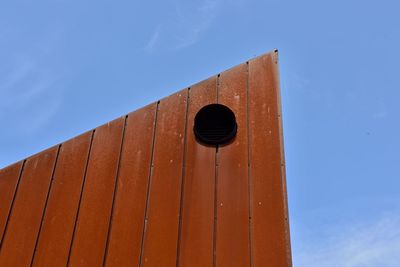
1 0 399 266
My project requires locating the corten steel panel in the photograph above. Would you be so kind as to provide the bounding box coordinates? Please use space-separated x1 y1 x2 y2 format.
178 76 217 267
0 161 23 244
248 52 292 266
104 103 157 266
0 146 59 267
68 117 125 266
31 131 93 266
216 63 251 266
0 50 291 267
140 90 188 266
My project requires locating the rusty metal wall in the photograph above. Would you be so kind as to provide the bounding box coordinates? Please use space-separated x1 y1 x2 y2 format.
0 51 291 267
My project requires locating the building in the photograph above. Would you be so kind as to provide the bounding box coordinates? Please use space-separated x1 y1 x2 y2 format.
0 50 291 266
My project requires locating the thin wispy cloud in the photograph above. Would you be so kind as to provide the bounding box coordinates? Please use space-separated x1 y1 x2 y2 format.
0 57 62 135
296 213 400 267
0 60 33 93
145 25 161 51
174 0 221 49
144 0 224 51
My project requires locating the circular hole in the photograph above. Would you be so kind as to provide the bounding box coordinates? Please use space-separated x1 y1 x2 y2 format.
193 104 237 146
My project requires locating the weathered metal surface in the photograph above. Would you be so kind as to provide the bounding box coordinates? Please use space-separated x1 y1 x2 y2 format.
68 117 125 266
141 90 188 266
178 77 217 267
248 52 292 266
31 131 92 266
0 161 23 245
217 63 251 266
0 50 291 267
0 146 58 266
104 103 157 266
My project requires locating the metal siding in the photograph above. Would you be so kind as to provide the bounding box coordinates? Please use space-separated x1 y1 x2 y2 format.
67 117 125 266
0 161 23 245
178 77 217 267
105 103 157 266
0 51 291 267
0 147 59 266
31 131 93 266
216 63 251 267
248 52 292 266
141 90 188 267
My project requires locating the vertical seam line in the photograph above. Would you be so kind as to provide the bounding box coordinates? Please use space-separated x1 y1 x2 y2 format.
29 145 62 266
175 88 190 267
246 61 253 267
102 115 128 266
138 101 160 267
0 159 26 250
273 51 293 266
66 129 96 266
212 74 220 267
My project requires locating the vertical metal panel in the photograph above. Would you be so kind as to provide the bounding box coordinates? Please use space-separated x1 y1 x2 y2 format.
105 103 157 266
216 63 251 266
0 161 23 245
178 77 217 267
0 146 59 266
31 131 93 266
248 51 292 266
68 117 125 267
141 90 188 266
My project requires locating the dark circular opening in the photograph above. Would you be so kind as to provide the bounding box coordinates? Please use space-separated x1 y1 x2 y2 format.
194 104 237 146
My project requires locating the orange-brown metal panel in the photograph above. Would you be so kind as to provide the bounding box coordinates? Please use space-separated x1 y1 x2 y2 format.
216 63 251 266
0 161 23 245
68 117 125 267
178 77 217 267
31 131 93 267
248 51 292 266
104 103 157 266
0 146 58 266
141 90 188 266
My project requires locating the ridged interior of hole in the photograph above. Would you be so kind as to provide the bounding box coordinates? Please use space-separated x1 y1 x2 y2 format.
194 104 236 145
